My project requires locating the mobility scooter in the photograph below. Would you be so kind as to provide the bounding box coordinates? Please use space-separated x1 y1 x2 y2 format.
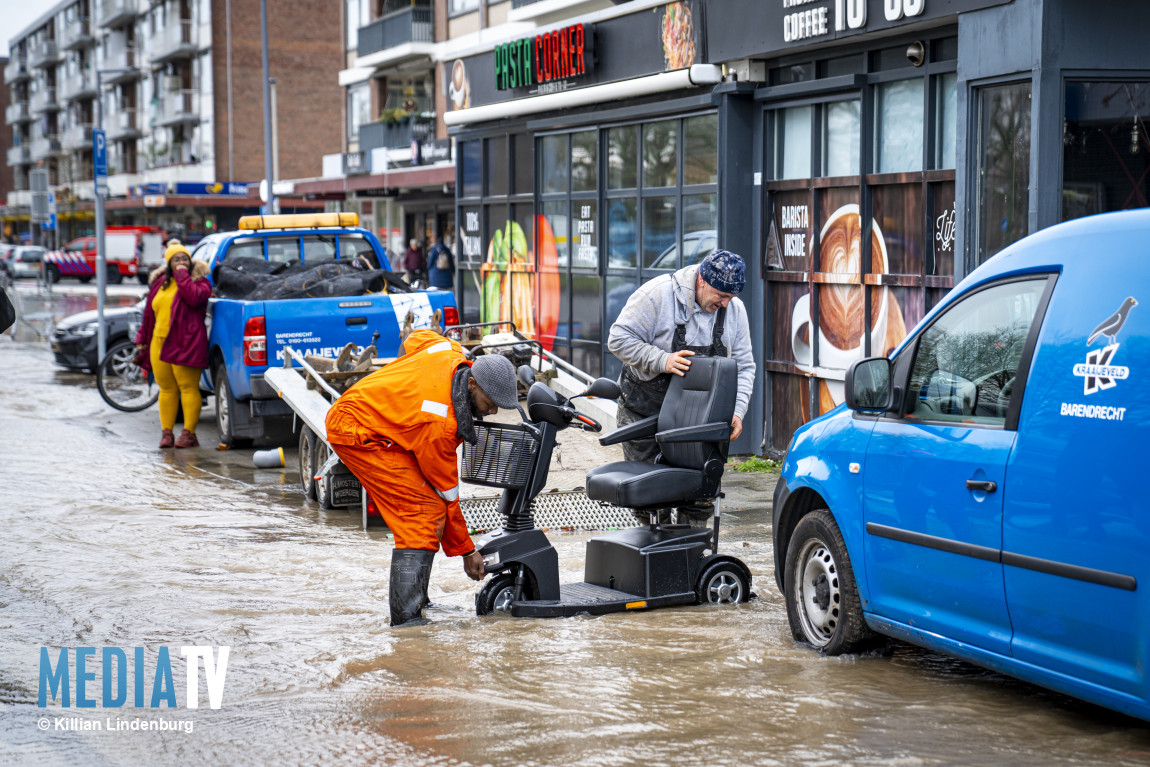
469 356 752 617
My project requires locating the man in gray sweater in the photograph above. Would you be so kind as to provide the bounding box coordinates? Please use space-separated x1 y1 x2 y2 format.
608 250 755 493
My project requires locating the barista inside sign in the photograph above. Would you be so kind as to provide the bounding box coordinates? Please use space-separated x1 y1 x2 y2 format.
494 23 595 91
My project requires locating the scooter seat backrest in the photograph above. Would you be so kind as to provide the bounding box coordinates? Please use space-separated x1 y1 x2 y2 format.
657 356 738 470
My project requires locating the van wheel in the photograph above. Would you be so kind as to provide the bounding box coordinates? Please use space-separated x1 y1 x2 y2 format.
214 363 251 449
298 426 317 501
784 508 878 655
106 265 122 285
137 273 149 285
78 275 91 284
46 264 60 283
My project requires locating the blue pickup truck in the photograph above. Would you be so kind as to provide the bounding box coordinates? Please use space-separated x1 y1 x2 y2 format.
190 213 458 446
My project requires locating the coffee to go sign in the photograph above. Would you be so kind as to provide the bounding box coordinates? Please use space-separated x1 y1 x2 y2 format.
494 23 594 91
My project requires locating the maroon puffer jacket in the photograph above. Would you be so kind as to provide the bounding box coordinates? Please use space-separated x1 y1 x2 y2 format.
134 259 212 373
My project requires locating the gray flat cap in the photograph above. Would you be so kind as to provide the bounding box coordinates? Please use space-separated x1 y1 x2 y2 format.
470 354 519 409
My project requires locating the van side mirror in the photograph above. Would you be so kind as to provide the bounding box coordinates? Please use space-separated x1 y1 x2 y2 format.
845 357 893 412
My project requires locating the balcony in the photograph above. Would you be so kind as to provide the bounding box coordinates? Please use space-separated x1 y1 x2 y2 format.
30 40 62 69
30 87 61 113
7 145 31 167
30 134 62 162
107 108 142 140
62 17 95 50
148 142 195 169
156 89 200 127
357 5 433 59
151 19 197 63
5 101 31 125
102 47 142 81
100 0 139 28
4 58 30 84
358 117 436 152
61 69 98 101
63 123 95 151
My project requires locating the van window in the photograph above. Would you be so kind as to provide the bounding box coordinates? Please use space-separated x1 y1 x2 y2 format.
266 236 301 263
907 279 1046 426
302 234 336 263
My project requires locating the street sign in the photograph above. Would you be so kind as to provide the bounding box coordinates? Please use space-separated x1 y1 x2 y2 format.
43 192 57 230
93 128 107 198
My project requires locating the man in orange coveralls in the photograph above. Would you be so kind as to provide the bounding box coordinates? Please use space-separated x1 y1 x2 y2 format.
325 329 520 627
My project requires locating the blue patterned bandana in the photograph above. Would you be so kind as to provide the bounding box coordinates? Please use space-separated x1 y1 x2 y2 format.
698 249 746 294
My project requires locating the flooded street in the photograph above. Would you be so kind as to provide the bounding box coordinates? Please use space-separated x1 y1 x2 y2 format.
2 283 1150 765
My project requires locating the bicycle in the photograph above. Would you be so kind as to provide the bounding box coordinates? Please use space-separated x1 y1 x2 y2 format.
96 338 159 412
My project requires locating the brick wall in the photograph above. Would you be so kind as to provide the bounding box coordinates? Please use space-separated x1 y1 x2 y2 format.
211 0 343 183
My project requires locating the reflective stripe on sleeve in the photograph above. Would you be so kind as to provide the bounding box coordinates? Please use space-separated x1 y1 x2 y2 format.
421 400 449 418
435 485 460 502
426 341 453 355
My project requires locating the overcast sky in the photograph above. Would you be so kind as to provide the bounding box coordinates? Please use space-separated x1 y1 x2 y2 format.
0 0 57 58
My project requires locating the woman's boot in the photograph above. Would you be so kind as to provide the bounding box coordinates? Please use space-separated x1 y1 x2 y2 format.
389 548 434 627
159 429 175 448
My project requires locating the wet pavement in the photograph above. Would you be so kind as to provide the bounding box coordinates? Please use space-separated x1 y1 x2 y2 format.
2 281 1150 766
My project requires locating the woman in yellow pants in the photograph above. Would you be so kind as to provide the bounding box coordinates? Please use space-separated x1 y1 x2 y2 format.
134 242 212 448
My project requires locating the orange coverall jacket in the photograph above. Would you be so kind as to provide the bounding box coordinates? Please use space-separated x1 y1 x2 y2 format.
325 329 473 555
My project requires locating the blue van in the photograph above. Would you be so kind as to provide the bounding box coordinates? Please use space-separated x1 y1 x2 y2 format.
772 209 1149 720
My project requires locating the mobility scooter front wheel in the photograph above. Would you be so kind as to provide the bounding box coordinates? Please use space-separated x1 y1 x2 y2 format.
476 573 517 615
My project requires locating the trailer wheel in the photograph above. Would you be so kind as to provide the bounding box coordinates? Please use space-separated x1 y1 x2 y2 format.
299 426 317 501
314 441 336 510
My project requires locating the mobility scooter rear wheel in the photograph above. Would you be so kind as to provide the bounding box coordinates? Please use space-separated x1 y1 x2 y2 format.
695 559 750 605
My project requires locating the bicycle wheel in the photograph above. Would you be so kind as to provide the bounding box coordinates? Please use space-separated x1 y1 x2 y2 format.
97 339 159 412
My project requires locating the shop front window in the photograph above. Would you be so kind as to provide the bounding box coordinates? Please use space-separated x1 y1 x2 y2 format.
764 41 957 453
975 81 1031 263
608 126 638 189
875 78 924 172
777 106 812 180
823 99 860 177
1063 80 1150 222
643 120 678 188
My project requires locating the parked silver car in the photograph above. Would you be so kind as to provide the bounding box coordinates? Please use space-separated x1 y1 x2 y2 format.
6 246 47 279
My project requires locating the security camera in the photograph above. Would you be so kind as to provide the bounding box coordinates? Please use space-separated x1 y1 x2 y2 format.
906 41 925 67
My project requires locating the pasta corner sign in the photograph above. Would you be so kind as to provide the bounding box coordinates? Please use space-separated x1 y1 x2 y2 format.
494 23 596 92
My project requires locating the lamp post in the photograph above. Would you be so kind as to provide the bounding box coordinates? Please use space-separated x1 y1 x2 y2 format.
260 0 276 216
94 67 132 364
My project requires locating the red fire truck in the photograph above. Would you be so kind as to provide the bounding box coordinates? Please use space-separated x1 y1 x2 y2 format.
43 226 167 285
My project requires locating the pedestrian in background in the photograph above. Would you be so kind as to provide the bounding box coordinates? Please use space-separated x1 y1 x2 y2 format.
426 236 455 290
403 239 425 284
134 241 211 448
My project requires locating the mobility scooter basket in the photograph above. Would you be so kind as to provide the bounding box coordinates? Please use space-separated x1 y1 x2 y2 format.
462 423 539 489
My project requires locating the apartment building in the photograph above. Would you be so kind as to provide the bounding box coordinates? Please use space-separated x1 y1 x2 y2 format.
4 0 341 240
0 58 12 234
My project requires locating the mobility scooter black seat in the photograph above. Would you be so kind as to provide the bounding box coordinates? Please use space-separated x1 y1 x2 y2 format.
586 462 705 508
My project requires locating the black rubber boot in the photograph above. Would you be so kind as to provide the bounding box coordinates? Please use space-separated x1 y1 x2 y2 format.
389 548 434 627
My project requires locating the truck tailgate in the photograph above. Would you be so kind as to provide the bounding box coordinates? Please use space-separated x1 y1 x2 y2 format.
264 291 452 361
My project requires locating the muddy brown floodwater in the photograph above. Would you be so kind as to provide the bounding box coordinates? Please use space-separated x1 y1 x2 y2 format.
2 283 1150 766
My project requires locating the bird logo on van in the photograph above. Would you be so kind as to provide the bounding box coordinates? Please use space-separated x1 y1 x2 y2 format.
1074 297 1136 395
1087 297 1137 346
